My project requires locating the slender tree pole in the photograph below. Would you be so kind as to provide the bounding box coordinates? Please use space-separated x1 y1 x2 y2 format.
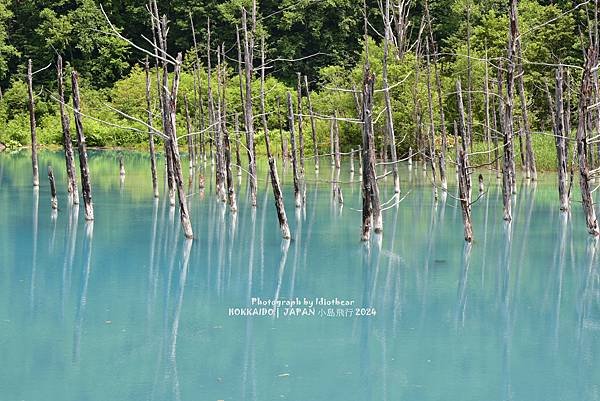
57 55 79 204
576 48 599 236
514 3 537 180
144 57 159 198
361 66 381 239
554 66 569 211
297 72 306 174
261 37 290 238
242 5 258 207
383 0 400 193
287 92 302 208
27 59 39 187
71 71 94 221
304 75 319 171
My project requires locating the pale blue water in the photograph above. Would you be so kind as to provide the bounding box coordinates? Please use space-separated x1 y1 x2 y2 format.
0 150 599 401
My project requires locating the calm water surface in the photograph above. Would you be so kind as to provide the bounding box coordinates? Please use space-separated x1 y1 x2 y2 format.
0 150 599 401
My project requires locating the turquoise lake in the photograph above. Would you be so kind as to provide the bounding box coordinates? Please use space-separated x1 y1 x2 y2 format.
1 150 599 401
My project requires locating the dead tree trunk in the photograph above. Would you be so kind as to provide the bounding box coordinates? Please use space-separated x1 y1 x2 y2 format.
144 57 159 198
261 38 290 238
219 44 236 212
57 55 79 204
153 11 175 206
515 16 537 180
119 156 125 177
425 38 438 200
456 80 471 204
71 71 94 221
214 46 227 202
304 75 319 171
277 97 288 163
457 149 473 242
329 119 335 166
576 48 599 236
383 0 400 193
334 112 341 169
164 53 194 239
287 92 302 208
242 7 258 207
48 165 58 210
234 112 242 176
361 67 382 240
296 72 306 175
554 66 570 211
27 59 39 187
483 51 492 166
184 94 194 174
425 0 447 191
502 1 519 221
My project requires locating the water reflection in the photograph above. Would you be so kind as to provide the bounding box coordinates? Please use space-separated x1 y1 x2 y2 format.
1 151 600 401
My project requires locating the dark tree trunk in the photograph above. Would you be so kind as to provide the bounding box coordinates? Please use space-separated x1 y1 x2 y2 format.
553 66 569 211
261 38 290 238
71 71 94 221
361 67 382 240
242 7 258 207
296 72 305 175
304 75 319 171
57 55 79 204
144 57 159 198
48 165 58 210
287 92 302 208
27 59 39 187
576 48 599 236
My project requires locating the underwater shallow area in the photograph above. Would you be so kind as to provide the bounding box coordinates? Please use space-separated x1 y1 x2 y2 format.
0 150 599 401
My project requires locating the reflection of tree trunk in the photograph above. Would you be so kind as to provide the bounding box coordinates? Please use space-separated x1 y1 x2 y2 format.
455 242 472 328
500 220 514 401
552 212 568 348
167 239 192 400
30 188 39 312
61 205 79 321
73 222 94 363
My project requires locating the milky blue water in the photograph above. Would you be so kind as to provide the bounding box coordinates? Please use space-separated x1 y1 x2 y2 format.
0 150 599 401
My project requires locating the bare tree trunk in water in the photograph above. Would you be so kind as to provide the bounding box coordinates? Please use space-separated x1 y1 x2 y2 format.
287 92 302 208
361 67 382 240
382 0 399 193
57 55 79 203
48 165 58 210
242 7 257 207
554 66 569 211
144 57 159 198
261 38 290 239
304 75 319 171
576 48 599 236
296 72 305 175
71 71 94 221
27 59 39 187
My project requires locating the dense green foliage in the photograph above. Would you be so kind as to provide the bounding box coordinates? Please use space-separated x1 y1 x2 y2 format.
0 0 595 168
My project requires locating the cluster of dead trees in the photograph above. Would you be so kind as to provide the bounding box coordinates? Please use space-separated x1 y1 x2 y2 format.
23 0 600 245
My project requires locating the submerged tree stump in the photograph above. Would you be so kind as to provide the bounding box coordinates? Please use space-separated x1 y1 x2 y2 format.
48 165 58 210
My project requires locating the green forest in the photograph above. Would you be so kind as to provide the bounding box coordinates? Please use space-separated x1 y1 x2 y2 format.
0 0 595 169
